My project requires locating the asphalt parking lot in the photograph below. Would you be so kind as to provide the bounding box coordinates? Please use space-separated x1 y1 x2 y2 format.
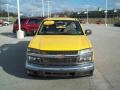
0 24 120 90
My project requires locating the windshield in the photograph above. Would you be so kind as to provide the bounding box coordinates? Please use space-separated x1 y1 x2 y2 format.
38 20 84 35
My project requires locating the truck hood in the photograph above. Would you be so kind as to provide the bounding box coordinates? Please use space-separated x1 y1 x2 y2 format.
28 35 92 51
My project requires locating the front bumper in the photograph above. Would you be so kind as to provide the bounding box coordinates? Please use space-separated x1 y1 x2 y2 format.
25 61 94 73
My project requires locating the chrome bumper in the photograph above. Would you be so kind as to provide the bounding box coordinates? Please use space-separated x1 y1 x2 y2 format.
25 61 94 73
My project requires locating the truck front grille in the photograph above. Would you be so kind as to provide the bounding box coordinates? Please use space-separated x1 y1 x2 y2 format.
40 58 78 66
41 51 78 55
29 51 79 66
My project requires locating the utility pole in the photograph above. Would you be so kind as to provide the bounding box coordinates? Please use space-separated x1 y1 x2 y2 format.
17 0 24 39
84 7 89 24
42 0 44 17
32 8 33 16
86 7 89 24
6 4 9 22
105 0 108 27
47 0 51 18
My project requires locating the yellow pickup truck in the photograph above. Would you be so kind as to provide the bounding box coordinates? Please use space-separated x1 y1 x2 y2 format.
25 18 94 77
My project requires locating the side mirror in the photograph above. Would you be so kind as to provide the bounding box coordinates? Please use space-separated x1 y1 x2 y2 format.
85 29 92 35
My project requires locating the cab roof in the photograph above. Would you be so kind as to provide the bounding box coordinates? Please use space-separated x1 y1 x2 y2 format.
44 18 78 21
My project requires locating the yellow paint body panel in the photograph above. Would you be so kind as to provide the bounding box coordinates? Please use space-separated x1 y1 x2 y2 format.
28 35 92 51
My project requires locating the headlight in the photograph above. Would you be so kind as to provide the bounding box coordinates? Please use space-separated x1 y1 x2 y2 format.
78 48 93 61
27 56 42 63
27 48 41 63
28 56 37 61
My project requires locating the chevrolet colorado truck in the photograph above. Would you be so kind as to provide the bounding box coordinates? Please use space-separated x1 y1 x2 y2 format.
25 18 94 77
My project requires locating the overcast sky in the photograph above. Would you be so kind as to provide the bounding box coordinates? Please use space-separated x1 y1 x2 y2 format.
0 0 120 16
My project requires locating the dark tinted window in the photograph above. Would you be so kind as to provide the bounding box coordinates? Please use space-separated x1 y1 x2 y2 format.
15 19 27 24
29 18 41 24
38 20 84 35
